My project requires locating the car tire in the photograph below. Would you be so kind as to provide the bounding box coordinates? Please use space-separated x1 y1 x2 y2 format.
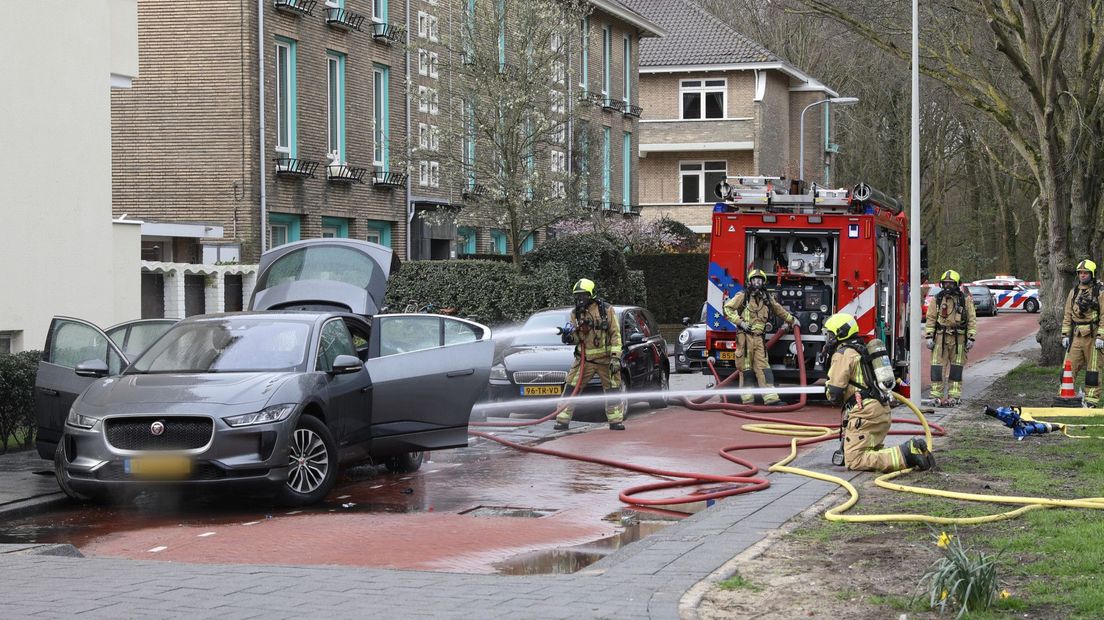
277 414 338 507
385 451 425 474
54 441 91 503
1024 299 1039 313
648 367 670 409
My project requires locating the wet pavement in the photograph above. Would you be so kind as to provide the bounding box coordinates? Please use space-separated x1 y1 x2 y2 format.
0 312 1039 579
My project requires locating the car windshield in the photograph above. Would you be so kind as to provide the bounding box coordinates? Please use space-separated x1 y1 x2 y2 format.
520 311 572 346
128 318 312 373
255 245 377 292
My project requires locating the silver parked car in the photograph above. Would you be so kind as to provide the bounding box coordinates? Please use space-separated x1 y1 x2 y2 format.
36 239 493 506
674 303 708 373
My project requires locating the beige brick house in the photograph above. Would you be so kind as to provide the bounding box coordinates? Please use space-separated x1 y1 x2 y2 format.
621 0 843 234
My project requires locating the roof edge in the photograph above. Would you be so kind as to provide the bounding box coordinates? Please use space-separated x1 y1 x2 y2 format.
590 0 666 37
640 61 838 97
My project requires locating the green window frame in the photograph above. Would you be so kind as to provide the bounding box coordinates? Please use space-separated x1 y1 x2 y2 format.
365 219 393 247
497 0 506 70
275 37 298 158
623 34 631 103
326 51 346 162
490 229 508 255
373 64 390 171
602 25 611 96
579 17 589 92
521 233 535 254
321 216 349 238
622 131 631 209
372 0 387 22
602 126 611 209
269 213 301 248
458 226 477 255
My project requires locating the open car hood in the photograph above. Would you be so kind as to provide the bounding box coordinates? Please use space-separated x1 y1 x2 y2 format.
249 239 400 316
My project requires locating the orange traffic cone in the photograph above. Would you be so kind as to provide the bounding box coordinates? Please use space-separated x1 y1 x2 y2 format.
1054 359 1083 407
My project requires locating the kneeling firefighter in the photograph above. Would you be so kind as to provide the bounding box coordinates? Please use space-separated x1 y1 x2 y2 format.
722 269 798 405
823 313 934 472
555 279 625 431
1062 259 1104 406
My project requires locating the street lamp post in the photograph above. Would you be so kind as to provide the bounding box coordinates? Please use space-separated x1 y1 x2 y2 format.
798 96 859 183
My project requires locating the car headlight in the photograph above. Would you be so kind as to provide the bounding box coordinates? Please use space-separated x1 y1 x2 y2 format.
66 408 100 430
223 404 297 428
678 330 691 344
489 364 508 381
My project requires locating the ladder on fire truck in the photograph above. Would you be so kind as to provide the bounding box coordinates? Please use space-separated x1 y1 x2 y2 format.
715 176 902 214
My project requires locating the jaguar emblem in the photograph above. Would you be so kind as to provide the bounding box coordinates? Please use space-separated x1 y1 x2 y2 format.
150 421 165 436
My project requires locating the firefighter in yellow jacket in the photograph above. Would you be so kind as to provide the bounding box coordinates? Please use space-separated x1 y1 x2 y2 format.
555 279 625 431
823 313 934 472
722 269 797 405
1061 259 1104 406
925 269 977 407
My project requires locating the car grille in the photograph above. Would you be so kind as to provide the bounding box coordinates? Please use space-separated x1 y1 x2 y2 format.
89 462 268 481
513 370 567 384
685 343 707 359
104 417 213 451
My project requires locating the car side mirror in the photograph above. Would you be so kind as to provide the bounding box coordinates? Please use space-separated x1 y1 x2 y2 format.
681 316 691 326
331 354 363 375
74 359 110 378
628 333 645 344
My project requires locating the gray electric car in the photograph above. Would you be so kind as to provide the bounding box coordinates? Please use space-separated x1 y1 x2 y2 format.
35 239 493 506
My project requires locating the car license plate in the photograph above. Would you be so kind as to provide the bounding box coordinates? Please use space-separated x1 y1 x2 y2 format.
717 351 736 361
521 385 563 396
125 456 192 478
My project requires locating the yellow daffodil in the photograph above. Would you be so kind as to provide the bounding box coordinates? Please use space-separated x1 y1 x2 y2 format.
937 531 953 548
940 590 948 601
1000 590 1011 599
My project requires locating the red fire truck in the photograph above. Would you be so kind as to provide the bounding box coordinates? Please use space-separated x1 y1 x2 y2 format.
704 177 914 393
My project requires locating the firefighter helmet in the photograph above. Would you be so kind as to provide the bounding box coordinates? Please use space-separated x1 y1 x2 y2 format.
939 269 961 284
824 313 860 342
747 269 767 290
1077 259 1097 276
572 278 596 297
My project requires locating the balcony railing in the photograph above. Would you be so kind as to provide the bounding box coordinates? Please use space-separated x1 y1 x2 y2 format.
622 103 643 118
371 21 405 43
462 183 489 199
601 97 624 113
325 7 365 31
326 163 368 184
274 157 319 178
274 0 316 16
371 170 407 188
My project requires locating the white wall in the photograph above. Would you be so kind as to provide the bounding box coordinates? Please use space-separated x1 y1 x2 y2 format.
0 1 140 352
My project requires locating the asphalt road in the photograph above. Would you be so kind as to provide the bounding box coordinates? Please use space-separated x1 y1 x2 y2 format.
0 312 1039 574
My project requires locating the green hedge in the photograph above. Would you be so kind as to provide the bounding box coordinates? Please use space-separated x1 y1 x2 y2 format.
0 351 40 452
523 232 646 306
626 253 709 323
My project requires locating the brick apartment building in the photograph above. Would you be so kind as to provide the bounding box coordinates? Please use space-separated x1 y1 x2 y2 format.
111 0 661 300
621 0 843 235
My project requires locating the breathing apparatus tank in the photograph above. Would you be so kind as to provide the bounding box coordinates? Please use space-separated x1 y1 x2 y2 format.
866 338 896 394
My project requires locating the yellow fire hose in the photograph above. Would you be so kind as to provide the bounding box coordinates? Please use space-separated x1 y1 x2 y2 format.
757 393 1104 524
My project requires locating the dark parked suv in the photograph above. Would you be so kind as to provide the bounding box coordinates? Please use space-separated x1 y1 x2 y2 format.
484 305 670 421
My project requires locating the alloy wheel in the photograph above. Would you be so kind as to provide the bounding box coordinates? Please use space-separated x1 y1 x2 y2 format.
287 427 330 494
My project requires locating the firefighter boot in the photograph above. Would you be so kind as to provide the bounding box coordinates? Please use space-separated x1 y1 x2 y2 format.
609 423 625 430
900 437 935 471
553 421 570 431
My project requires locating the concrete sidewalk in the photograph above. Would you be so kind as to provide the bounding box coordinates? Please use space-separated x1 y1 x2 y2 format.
0 335 1036 619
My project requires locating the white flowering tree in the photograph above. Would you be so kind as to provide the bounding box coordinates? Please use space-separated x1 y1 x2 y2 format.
432 0 601 267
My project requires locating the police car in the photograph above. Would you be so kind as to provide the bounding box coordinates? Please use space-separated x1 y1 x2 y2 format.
967 276 1040 313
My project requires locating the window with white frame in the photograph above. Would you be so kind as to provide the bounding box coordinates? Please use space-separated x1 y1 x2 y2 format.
552 123 565 144
0 332 14 355
419 160 430 186
680 161 727 203
429 161 440 187
372 0 385 21
428 14 439 42
601 25 611 96
417 85 429 112
428 124 439 151
270 223 288 248
681 79 726 119
275 38 296 154
373 64 389 170
428 88 439 115
365 228 382 244
326 52 345 161
551 149 566 173
429 52 439 79
623 34 631 103
417 11 428 37
418 49 429 76
550 89 565 114
579 17 589 91
551 32 564 84
418 122 428 149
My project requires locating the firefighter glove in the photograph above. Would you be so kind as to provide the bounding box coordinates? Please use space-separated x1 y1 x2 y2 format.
609 358 621 374
1096 338 1104 350
1063 336 1071 349
737 320 751 332
966 338 975 351
926 337 935 350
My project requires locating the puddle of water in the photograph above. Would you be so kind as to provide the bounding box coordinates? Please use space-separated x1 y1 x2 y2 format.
493 517 674 575
460 506 557 518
